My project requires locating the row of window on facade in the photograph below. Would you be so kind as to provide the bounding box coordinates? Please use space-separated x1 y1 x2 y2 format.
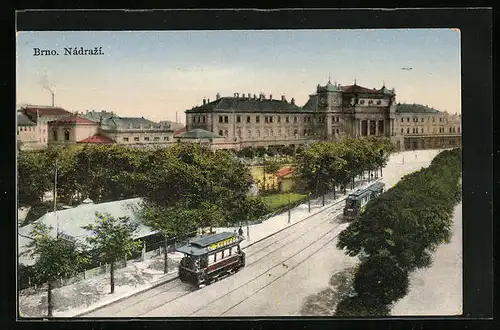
191 114 343 125
18 126 36 133
400 126 460 135
122 136 171 142
401 116 448 123
358 99 382 105
218 128 342 139
18 126 47 136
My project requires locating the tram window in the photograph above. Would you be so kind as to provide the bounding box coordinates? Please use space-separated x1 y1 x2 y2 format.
216 251 223 261
201 256 208 268
346 199 356 208
208 254 216 264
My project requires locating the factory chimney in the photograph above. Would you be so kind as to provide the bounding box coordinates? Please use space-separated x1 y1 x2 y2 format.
51 92 55 107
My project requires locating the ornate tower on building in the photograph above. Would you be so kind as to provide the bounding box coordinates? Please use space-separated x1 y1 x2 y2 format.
315 78 343 139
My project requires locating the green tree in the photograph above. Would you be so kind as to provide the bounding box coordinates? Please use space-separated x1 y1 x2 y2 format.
82 213 142 293
22 223 88 317
42 146 80 205
141 200 199 273
335 296 390 317
73 145 146 203
17 151 51 206
353 255 409 305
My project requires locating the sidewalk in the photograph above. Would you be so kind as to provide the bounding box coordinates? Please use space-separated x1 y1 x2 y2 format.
61 178 376 317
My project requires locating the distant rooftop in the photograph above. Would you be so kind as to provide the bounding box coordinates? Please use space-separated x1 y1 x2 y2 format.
17 112 36 126
21 105 72 116
396 103 441 114
185 94 303 114
177 128 224 140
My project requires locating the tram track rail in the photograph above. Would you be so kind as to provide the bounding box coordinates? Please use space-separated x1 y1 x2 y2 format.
84 204 346 314
80 179 379 317
186 220 345 316
220 222 347 316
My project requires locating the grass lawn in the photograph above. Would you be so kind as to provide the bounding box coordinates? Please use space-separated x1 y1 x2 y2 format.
262 192 307 211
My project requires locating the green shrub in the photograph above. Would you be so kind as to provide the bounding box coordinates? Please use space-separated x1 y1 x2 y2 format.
353 255 409 305
335 296 390 317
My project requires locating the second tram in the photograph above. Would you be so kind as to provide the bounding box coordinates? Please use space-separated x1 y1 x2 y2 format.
343 181 385 219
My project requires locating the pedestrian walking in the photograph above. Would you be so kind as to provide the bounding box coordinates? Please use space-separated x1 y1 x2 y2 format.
238 227 244 238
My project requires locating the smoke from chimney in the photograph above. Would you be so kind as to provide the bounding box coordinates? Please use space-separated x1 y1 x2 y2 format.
40 73 56 106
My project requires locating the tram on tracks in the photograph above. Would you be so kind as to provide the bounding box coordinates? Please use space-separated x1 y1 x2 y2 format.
176 231 246 287
343 181 385 219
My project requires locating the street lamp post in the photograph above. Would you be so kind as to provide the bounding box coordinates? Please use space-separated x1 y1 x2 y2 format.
288 193 291 224
54 159 59 237
308 192 311 213
246 214 250 241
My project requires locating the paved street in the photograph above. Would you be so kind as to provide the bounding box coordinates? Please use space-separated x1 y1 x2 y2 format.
85 202 349 317
78 149 451 317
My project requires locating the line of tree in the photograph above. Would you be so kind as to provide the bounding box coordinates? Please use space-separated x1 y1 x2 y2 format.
295 137 396 206
335 148 462 316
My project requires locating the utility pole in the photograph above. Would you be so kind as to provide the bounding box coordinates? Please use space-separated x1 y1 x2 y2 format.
246 215 250 241
54 159 59 237
288 193 291 224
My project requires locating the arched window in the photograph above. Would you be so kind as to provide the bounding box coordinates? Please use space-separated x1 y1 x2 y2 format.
256 129 260 138
64 129 70 141
53 130 58 141
294 129 298 136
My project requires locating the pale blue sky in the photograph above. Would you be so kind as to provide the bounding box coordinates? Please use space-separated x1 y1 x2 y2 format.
16 29 461 123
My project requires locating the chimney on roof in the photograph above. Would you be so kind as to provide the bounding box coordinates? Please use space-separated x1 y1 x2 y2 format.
291 97 295 105
259 93 265 101
281 95 286 102
51 92 54 107
269 94 273 100
253 94 257 100
242 93 246 98
216 92 220 100
208 98 210 103
203 99 206 105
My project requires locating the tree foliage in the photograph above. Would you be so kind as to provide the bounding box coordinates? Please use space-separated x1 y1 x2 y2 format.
17 151 51 206
82 213 142 293
296 137 394 197
353 254 409 305
335 295 391 317
336 148 462 312
22 222 88 316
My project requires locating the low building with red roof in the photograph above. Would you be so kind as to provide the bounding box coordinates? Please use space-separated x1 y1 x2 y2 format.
77 134 115 144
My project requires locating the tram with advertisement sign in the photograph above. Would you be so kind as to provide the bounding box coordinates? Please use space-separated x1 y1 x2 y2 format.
176 232 245 287
343 181 385 219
